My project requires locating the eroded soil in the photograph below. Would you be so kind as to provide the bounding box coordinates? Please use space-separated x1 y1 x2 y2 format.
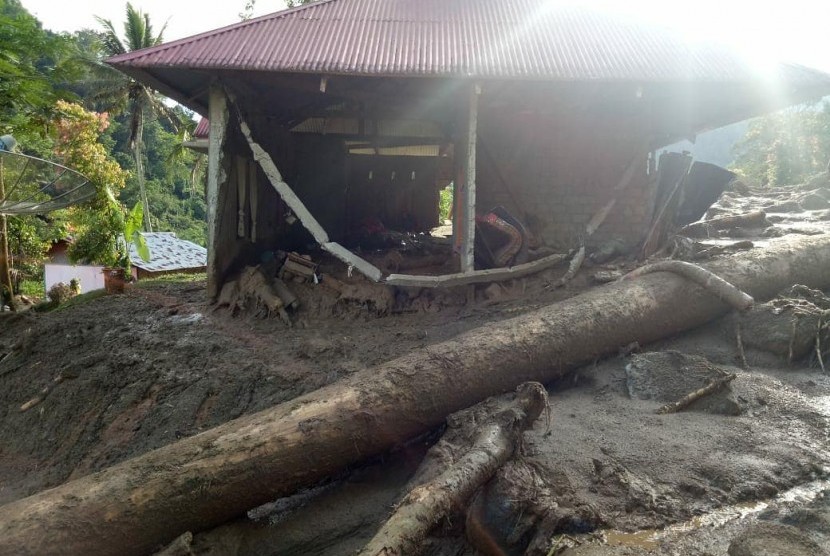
1 177 829 555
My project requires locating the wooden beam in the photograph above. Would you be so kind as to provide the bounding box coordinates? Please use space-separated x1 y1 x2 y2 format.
460 83 480 273
385 252 568 288
235 156 247 239
227 89 383 283
322 242 383 283
231 103 330 245
206 84 229 298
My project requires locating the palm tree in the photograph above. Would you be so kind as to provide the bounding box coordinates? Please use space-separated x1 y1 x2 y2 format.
94 3 181 232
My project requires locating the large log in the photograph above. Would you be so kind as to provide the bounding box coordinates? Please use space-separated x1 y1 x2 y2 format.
2 237 830 556
358 382 547 556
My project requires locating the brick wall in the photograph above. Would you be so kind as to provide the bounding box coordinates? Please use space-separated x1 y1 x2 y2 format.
476 110 657 251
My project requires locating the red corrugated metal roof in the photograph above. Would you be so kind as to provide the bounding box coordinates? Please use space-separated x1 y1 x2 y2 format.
193 117 210 138
108 0 830 83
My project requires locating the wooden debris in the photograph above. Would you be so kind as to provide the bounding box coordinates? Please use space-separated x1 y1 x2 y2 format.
622 260 754 311
680 211 769 238
592 270 623 284
2 237 830 556
358 383 547 556
640 156 694 259
549 245 586 289
321 273 395 314
692 240 754 260
322 242 383 283
271 277 298 311
385 251 568 288
817 314 827 373
656 372 736 414
279 252 317 282
215 266 290 322
19 371 79 412
736 323 749 369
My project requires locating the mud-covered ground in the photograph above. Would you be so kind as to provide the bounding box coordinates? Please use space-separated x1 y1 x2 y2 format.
1 176 829 555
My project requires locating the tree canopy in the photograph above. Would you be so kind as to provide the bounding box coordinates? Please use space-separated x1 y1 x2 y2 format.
1 1 206 298
732 102 830 187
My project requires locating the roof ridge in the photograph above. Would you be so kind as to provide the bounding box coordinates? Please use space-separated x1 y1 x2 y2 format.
107 0 342 65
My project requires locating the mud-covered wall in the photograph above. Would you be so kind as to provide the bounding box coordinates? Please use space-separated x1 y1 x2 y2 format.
476 109 657 251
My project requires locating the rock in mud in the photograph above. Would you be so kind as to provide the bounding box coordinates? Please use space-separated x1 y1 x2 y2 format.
730 285 830 363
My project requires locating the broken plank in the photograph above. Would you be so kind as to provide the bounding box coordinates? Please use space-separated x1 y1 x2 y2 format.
322 242 383 283
385 252 568 288
229 91 330 246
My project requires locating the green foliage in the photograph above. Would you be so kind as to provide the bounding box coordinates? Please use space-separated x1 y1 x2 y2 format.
67 200 122 267
101 111 207 246
123 200 150 264
3 2 208 284
732 102 830 187
92 3 182 232
136 272 206 288
6 215 65 280
0 0 82 147
438 184 453 222
18 279 44 299
51 101 130 267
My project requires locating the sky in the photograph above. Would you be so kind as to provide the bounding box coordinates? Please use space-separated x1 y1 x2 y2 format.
20 0 830 74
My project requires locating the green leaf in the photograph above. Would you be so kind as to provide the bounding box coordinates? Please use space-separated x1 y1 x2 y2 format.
133 232 151 262
125 201 143 239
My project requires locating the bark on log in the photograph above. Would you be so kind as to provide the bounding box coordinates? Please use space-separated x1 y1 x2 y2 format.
358 383 547 556
621 261 754 311
2 237 830 556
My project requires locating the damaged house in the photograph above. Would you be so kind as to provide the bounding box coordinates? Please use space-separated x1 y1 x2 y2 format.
107 0 830 297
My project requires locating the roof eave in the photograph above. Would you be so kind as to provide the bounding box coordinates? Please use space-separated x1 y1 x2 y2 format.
107 64 209 115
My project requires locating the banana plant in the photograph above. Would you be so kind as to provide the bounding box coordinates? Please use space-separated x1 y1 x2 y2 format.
107 187 150 272
123 200 150 269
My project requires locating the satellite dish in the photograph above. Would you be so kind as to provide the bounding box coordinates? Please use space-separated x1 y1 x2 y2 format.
0 151 96 215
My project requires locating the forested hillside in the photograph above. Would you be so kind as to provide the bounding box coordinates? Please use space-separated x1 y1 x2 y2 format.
1 0 205 291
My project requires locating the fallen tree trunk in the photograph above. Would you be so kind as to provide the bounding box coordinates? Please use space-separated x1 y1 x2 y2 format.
358 383 547 556
2 236 830 556
680 210 769 238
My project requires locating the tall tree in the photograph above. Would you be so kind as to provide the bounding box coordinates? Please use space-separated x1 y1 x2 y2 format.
732 102 830 187
93 2 180 231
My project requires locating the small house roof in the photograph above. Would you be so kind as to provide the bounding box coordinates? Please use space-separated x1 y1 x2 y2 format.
130 232 207 273
108 0 830 84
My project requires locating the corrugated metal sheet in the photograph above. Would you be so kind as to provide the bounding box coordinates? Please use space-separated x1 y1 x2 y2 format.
108 0 830 83
193 117 210 138
129 232 207 273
